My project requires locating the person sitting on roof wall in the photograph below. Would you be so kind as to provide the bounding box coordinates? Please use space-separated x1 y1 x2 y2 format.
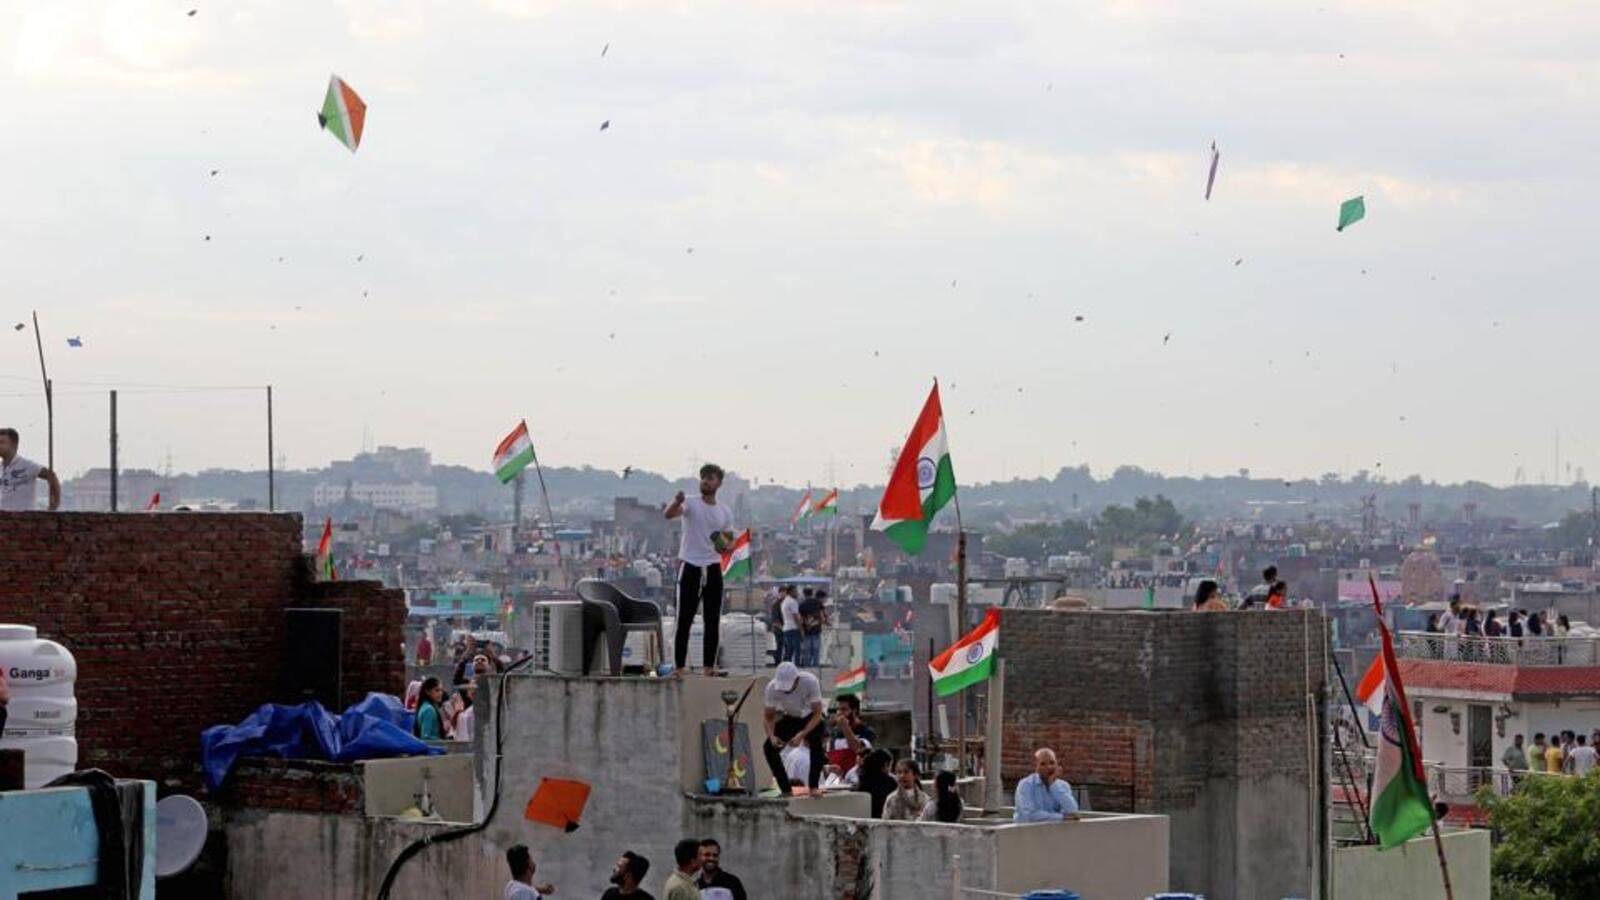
1013 748 1079 823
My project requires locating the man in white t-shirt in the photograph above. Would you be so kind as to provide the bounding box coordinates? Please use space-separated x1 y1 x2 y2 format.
779 586 802 663
664 463 735 674
0 428 60 511
503 845 556 899
762 661 826 794
1564 734 1599 776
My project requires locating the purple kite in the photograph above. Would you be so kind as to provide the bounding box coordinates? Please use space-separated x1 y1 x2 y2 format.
1205 141 1220 201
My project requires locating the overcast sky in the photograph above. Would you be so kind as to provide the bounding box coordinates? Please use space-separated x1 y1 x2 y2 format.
3 1 1597 488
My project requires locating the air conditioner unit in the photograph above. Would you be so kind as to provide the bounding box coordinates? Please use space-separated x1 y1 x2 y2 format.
532 601 584 676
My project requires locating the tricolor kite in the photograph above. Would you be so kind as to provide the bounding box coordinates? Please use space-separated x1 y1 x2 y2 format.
317 75 367 153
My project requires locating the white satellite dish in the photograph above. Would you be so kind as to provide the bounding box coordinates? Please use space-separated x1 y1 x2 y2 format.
155 794 208 877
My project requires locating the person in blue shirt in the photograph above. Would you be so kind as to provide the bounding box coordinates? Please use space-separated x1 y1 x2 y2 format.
413 676 446 741
1013 747 1079 822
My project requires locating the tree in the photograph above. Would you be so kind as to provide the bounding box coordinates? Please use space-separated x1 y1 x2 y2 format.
985 521 1093 561
1094 495 1189 547
1478 772 1600 899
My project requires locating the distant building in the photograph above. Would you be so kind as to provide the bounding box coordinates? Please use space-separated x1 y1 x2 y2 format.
66 468 174 511
313 481 438 513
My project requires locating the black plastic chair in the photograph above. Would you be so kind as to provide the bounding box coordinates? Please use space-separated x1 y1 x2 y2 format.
575 578 665 675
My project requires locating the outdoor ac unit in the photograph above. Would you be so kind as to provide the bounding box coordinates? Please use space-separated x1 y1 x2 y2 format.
532 601 584 676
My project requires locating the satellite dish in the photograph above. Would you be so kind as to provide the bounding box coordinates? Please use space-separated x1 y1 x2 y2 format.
155 794 208 877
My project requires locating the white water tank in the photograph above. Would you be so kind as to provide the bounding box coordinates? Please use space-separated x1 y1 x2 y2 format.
0 624 79 788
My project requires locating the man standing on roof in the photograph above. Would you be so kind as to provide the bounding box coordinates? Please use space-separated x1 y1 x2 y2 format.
0 428 60 511
665 464 735 675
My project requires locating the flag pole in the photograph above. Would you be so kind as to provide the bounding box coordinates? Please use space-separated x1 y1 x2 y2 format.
943 377 968 780
31 311 53 471
1369 575 1453 900
525 422 564 585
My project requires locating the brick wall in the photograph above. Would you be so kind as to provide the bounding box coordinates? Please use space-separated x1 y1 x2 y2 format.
224 758 364 814
1000 608 1330 897
0 512 405 790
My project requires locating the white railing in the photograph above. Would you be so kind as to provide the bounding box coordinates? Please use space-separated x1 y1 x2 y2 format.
1395 631 1600 666
1341 752 1563 805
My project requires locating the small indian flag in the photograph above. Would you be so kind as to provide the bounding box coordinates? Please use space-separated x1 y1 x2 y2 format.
790 490 814 527
812 488 839 517
720 529 752 580
316 516 337 582
929 607 999 697
833 664 867 695
493 421 536 484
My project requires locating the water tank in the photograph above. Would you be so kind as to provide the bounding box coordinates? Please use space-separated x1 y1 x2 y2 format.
0 624 79 788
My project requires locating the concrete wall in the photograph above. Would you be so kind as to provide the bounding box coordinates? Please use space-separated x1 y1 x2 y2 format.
221 809 501 900
1332 829 1490 900
1001 608 1330 899
361 755 474 822
992 814 1168 899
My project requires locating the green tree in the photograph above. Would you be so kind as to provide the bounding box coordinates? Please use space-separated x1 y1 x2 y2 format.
1478 773 1600 899
1094 495 1188 547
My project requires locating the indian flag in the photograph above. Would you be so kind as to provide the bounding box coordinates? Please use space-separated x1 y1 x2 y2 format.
1366 576 1434 849
720 529 752 581
930 608 998 697
318 74 367 153
812 488 839 517
316 516 337 582
493 421 536 484
872 383 957 555
833 664 867 695
790 490 814 527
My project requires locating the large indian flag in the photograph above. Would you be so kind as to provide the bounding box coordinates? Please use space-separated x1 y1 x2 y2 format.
872 383 957 556
1366 576 1434 849
493 421 536 484
930 608 998 696
720 529 752 580
833 664 867 695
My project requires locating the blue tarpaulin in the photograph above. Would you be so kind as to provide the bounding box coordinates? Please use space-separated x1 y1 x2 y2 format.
200 693 443 793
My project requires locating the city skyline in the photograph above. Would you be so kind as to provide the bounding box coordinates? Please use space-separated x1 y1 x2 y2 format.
4 2 1599 488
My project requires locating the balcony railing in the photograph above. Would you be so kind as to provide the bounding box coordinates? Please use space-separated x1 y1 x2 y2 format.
1343 751 1563 805
1394 631 1600 666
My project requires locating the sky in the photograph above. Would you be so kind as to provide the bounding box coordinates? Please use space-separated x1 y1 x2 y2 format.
3 1 1598 489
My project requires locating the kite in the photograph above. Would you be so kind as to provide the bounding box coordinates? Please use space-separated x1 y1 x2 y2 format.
317 75 367 153
1336 195 1365 231
67 337 83 347
12 323 23 331
599 120 610 131
601 43 609 57
1204 141 1220 200
525 778 591 832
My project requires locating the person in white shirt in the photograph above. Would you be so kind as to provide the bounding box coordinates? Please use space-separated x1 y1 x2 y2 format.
763 662 825 794
664 464 735 675
779 587 802 663
0 428 60 511
1563 734 1598 776
503 845 555 899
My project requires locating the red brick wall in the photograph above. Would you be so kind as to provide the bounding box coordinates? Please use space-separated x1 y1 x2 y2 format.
225 758 364 814
0 512 404 790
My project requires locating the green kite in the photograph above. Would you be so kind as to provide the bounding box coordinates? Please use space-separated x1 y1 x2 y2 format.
1337 195 1365 232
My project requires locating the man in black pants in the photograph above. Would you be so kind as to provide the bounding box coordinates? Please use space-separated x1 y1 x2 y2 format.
762 661 826 794
665 464 735 675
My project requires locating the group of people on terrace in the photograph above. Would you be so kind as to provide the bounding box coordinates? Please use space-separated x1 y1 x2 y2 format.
1191 565 1293 611
1503 730 1600 780
759 660 1077 823
501 837 747 900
